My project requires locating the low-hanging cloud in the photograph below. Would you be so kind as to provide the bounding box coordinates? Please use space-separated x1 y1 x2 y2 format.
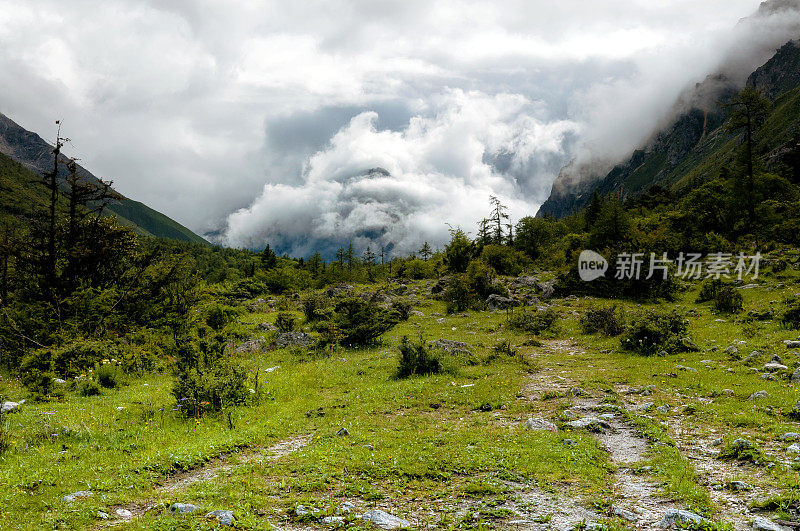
224 90 580 256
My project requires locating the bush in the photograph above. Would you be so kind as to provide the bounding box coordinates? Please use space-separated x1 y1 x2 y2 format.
621 309 693 355
579 305 625 336
389 299 413 321
96 364 124 389
782 299 800 329
19 349 55 397
327 298 398 346
479 245 530 276
77 380 101 397
493 338 517 356
171 336 250 417
206 304 243 331
466 260 507 299
396 336 443 378
696 278 723 303
263 267 312 294
443 274 479 314
275 312 297 333
52 340 119 378
508 308 559 335
713 285 743 313
302 294 330 322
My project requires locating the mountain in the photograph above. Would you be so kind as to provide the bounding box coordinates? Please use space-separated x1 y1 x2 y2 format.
0 112 208 244
538 14 800 219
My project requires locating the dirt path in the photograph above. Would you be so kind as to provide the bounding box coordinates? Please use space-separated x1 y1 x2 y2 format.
102 434 312 525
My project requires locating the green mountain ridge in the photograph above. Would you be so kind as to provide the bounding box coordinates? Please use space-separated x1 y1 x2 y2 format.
537 40 800 219
0 112 209 245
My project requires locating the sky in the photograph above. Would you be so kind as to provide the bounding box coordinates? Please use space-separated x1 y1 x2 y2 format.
0 0 797 256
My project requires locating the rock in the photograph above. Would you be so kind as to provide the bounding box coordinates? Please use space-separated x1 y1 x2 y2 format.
232 338 269 354
656 405 671 413
63 490 93 502
764 362 789 372
538 280 555 299
436 318 446 324
658 509 709 528
337 427 350 436
569 387 584 397
752 517 787 531
52 378 67 385
675 365 697 372
731 438 754 451
325 284 354 297
566 523 605 531
725 345 740 356
97 512 109 519
711 438 724 446
206 510 235 526
0 400 24 413
270 332 317 349
115 508 133 519
565 417 611 432
486 294 517 310
613 507 638 521
793 367 800 381
524 417 557 432
788 443 800 453
785 340 800 349
510 276 539 288
361 509 411 529
257 322 277 332
762 373 777 381
340 502 356 514
429 339 472 355
782 432 800 441
295 505 309 516
170 503 200 514
729 480 752 491
410 310 425 317
562 438 577 446
748 390 768 400
721 389 735 396
322 516 346 525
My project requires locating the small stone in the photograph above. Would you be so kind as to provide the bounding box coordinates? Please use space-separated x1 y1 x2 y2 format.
788 443 800 453
296 505 309 516
566 417 611 432
764 362 789 372
675 365 697 372
725 345 739 356
97 512 109 520
569 387 584 396
721 389 735 396
115 508 133 519
52 378 67 384
322 516 346 525
613 507 638 521
436 318 446 324
337 427 350 436
340 502 356 514
752 516 786 531
785 340 800 349
170 503 200 514
656 404 671 413
206 510 235 526
524 417 557 432
0 400 24 413
63 490 93 502
361 509 411 529
731 438 753 451
748 391 768 400
781 432 800 441
658 509 709 528
792 367 800 382
562 438 577 446
711 438 724 446
728 481 752 491
762 373 777 381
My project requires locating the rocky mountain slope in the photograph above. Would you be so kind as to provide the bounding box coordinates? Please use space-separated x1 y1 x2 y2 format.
538 35 800 219
0 112 208 244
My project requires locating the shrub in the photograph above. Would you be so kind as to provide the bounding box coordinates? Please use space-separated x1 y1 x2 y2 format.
302 294 330 322
171 336 250 417
696 278 723 303
389 299 413 321
781 299 800 329
621 309 693 355
443 274 479 314
579 305 625 336
713 285 743 313
509 308 559 335
263 267 312 294
466 260 507 299
399 258 433 280
275 312 297 333
52 340 119 378
77 380 102 397
206 304 242 331
96 364 124 389
479 244 530 276
396 336 442 378
493 338 517 356
328 298 398 346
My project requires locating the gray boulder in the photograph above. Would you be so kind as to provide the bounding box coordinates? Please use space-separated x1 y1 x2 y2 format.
538 280 556 299
1 400 23 413
486 294 517 310
748 390 768 400
270 332 317 349
361 509 411 529
206 510 235 526
524 417 557 432
429 339 472 355
170 503 200 514
658 509 709 528
781 432 800 441
792 367 800 382
764 362 789 372
785 340 800 349
752 517 789 531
